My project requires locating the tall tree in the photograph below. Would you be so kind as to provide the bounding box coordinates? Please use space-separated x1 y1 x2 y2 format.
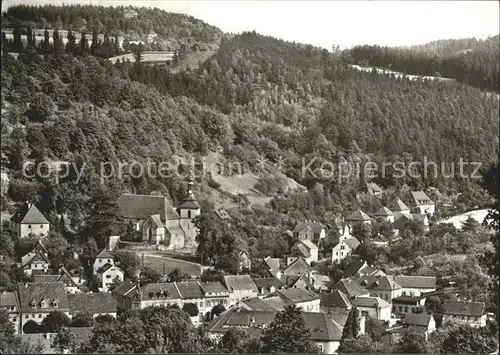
338 307 361 352
261 305 319 353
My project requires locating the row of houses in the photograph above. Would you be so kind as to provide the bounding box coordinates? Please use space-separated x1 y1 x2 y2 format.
0 284 117 335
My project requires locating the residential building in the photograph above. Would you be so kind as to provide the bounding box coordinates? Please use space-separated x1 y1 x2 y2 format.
93 249 115 275
392 295 427 315
20 241 50 276
231 250 252 274
373 207 395 223
320 290 352 316
256 256 282 279
1 291 21 334
175 281 207 323
351 295 392 321
391 198 410 218
297 239 319 264
386 313 436 340
199 281 231 317
392 214 429 235
111 281 140 311
388 275 436 297
357 275 402 302
223 275 259 306
96 263 124 293
345 209 372 226
331 237 360 264
293 220 326 245
68 293 117 318
253 278 285 296
282 257 312 278
265 287 321 312
282 274 311 289
204 308 345 354
33 267 83 294
331 279 370 299
410 191 435 216
10 202 50 238
442 301 487 328
18 282 70 334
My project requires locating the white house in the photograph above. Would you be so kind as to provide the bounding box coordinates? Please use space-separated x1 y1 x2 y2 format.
391 198 410 219
10 202 50 238
96 263 124 293
410 191 435 216
297 239 319 264
388 275 436 297
93 249 116 275
373 207 395 223
223 275 258 306
442 301 487 328
332 237 360 264
293 220 326 246
351 296 392 322
20 241 50 276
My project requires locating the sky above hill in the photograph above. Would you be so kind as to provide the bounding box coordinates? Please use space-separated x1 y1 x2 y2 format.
3 0 499 49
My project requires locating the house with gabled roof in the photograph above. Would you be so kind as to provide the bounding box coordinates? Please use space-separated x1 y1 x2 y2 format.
293 220 326 245
204 307 346 354
10 202 50 238
93 249 115 274
199 281 230 316
373 206 395 223
351 295 392 321
1 290 21 334
282 257 312 279
96 263 124 293
267 287 321 312
343 260 383 279
391 198 410 218
386 313 436 340
331 279 370 299
356 181 383 200
68 293 117 318
321 290 352 316
331 237 360 264
442 301 486 328
393 213 429 235
18 282 69 334
222 275 258 306
345 209 372 226
33 266 83 294
252 278 285 296
410 191 435 216
20 241 50 276
357 274 402 302
297 239 319 264
388 275 436 297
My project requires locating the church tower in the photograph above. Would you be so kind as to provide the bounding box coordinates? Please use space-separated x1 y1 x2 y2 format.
177 171 201 249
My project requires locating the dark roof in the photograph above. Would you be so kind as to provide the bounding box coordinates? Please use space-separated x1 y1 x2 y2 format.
366 182 383 195
293 221 324 234
403 313 433 327
96 249 114 259
345 209 371 222
321 290 351 307
253 278 285 293
68 293 117 315
199 281 229 295
333 279 370 298
342 237 361 251
241 297 279 312
223 275 258 292
351 296 391 308
18 282 69 312
283 258 311 276
297 244 311 258
389 275 436 289
141 283 181 300
358 275 401 291
393 295 426 303
112 280 137 297
343 260 369 278
97 263 121 274
443 301 485 317
175 281 204 299
392 198 410 212
393 214 415 230
10 203 50 224
205 308 342 341
281 274 310 288
117 193 179 221
0 291 19 308
178 193 200 210
21 247 50 268
374 206 394 217
411 191 434 206
275 287 320 303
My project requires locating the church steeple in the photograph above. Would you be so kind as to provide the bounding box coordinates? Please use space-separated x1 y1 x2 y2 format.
178 169 200 211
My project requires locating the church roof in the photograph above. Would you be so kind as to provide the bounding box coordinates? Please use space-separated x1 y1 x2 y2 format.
117 194 179 220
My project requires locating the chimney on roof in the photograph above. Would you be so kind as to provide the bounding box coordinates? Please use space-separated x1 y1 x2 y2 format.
24 283 28 288
26 201 32 209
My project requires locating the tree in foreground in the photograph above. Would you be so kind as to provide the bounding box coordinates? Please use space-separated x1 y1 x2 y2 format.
396 329 430 353
211 303 226 318
260 305 319 353
338 306 361 352
41 311 71 333
70 311 94 328
0 309 15 351
52 327 78 353
22 320 42 334
440 324 498 354
183 302 199 317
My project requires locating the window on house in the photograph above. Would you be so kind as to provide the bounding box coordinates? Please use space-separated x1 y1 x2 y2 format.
10 306 15 311
188 210 191 218
404 307 408 313
106 275 111 279
28 225 32 228
340 245 345 250
12 317 16 322
40 225 44 228
402 291 406 296
38 314 42 319
108 259 111 263
318 345 323 352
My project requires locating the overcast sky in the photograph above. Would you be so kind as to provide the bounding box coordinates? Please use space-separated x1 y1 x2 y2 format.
3 0 499 49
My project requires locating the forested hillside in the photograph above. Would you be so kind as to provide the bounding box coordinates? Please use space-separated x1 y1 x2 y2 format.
2 4 224 51
344 36 500 92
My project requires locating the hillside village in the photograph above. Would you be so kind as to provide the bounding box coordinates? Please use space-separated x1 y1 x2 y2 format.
0 3 498 355
1 177 496 353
